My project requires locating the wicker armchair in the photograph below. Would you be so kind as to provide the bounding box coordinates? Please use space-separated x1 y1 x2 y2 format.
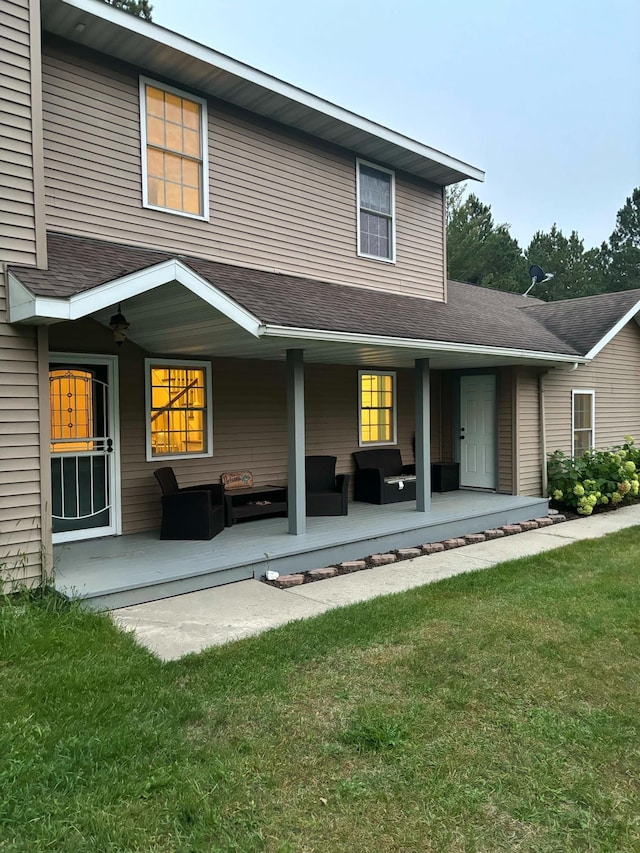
305 456 349 516
154 467 225 540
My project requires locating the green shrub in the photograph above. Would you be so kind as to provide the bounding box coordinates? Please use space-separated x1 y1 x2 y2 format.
547 436 640 515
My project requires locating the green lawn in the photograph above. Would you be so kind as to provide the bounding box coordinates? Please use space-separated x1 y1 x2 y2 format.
1 528 640 852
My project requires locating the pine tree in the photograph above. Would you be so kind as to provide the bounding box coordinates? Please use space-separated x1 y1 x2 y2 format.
605 188 640 291
525 225 606 301
446 192 528 293
103 0 152 21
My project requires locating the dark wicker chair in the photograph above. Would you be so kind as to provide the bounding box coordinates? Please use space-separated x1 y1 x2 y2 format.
352 448 416 504
153 467 225 540
305 455 349 516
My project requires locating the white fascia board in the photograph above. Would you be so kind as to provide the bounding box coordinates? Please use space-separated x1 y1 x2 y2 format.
59 0 484 183
262 324 590 364
8 260 262 336
583 300 640 360
7 272 39 317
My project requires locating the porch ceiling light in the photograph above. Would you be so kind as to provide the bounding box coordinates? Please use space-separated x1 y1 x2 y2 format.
109 303 130 346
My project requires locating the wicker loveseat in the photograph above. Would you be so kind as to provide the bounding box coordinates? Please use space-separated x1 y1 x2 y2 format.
352 449 416 504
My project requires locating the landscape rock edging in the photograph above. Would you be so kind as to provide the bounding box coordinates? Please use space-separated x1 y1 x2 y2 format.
266 513 567 590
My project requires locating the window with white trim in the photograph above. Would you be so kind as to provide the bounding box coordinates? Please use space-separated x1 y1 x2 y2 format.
140 77 209 220
359 371 396 445
572 390 595 456
145 360 213 460
357 159 395 262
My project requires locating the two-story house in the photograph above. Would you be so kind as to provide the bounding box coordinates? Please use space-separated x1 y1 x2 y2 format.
2 0 640 607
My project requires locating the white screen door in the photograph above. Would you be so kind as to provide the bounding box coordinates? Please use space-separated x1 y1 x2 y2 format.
460 374 496 489
49 356 120 542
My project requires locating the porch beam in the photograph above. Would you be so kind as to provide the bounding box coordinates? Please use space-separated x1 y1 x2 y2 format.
286 348 306 534
415 357 431 512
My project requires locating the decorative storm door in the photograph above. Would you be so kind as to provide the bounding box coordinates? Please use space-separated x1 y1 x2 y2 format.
49 358 119 541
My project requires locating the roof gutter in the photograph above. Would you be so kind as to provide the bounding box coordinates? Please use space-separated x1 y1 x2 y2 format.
261 324 590 365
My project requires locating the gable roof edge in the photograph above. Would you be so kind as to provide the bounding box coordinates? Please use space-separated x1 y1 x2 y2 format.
44 0 483 185
583 297 640 360
9 258 263 336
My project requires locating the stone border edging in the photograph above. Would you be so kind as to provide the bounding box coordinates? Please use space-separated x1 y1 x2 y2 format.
264 511 567 589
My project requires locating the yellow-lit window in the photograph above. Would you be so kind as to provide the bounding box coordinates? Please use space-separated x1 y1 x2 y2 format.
148 364 211 457
141 78 207 218
50 369 97 453
359 371 396 445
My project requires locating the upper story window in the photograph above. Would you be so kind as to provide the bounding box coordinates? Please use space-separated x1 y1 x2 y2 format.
572 390 595 456
356 159 396 262
140 77 209 220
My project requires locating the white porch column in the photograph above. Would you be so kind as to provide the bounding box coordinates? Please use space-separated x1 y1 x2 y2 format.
415 358 431 512
286 348 306 534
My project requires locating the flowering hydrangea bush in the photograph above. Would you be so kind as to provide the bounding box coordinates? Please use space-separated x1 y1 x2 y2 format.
547 436 640 515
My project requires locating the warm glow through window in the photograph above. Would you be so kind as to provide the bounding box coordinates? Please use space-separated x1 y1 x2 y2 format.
149 365 209 456
142 80 206 217
359 372 395 445
50 369 97 453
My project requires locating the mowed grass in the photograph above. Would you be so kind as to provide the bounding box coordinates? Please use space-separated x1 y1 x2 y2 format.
2 529 640 852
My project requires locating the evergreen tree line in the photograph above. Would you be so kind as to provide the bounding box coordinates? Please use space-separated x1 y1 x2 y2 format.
447 187 640 301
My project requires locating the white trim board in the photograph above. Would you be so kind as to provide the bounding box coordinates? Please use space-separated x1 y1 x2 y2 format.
263 324 591 365
8 261 262 336
583 300 640 360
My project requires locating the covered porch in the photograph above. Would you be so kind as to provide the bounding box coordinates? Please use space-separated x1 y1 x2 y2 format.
54 490 548 609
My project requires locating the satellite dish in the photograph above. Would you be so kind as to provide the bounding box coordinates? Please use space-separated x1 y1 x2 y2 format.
524 264 555 296
529 264 546 284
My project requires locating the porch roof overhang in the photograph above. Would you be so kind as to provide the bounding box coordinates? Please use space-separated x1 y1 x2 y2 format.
8 234 588 371
40 0 483 187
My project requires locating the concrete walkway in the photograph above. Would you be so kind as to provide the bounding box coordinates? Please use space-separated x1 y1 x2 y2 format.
111 505 640 661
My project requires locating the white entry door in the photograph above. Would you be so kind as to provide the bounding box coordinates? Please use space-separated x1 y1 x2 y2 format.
49 355 120 543
459 375 496 489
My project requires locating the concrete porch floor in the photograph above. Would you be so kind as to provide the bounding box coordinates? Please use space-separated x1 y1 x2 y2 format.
54 490 549 609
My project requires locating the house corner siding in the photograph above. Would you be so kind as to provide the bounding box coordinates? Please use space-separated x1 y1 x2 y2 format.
0 270 44 588
544 321 640 454
515 367 543 497
0 0 46 268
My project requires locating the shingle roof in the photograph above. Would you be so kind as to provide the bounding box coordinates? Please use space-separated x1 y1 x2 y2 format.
10 232 639 358
521 290 640 356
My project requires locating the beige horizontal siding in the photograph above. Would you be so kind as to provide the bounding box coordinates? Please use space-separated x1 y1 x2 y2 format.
0 0 44 268
497 368 514 493
514 368 543 496
0 270 43 588
41 44 445 301
544 321 640 455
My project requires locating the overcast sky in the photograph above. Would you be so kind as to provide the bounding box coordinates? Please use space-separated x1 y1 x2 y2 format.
151 0 639 252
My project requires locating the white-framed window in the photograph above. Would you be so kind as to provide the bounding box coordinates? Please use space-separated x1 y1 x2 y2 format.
145 359 213 461
572 389 595 456
139 77 209 220
358 370 397 446
356 158 396 262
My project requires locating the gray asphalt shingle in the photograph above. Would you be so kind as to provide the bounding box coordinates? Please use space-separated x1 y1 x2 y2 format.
9 233 640 357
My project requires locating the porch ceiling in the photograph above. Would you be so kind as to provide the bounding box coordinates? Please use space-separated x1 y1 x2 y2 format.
88 283 580 370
